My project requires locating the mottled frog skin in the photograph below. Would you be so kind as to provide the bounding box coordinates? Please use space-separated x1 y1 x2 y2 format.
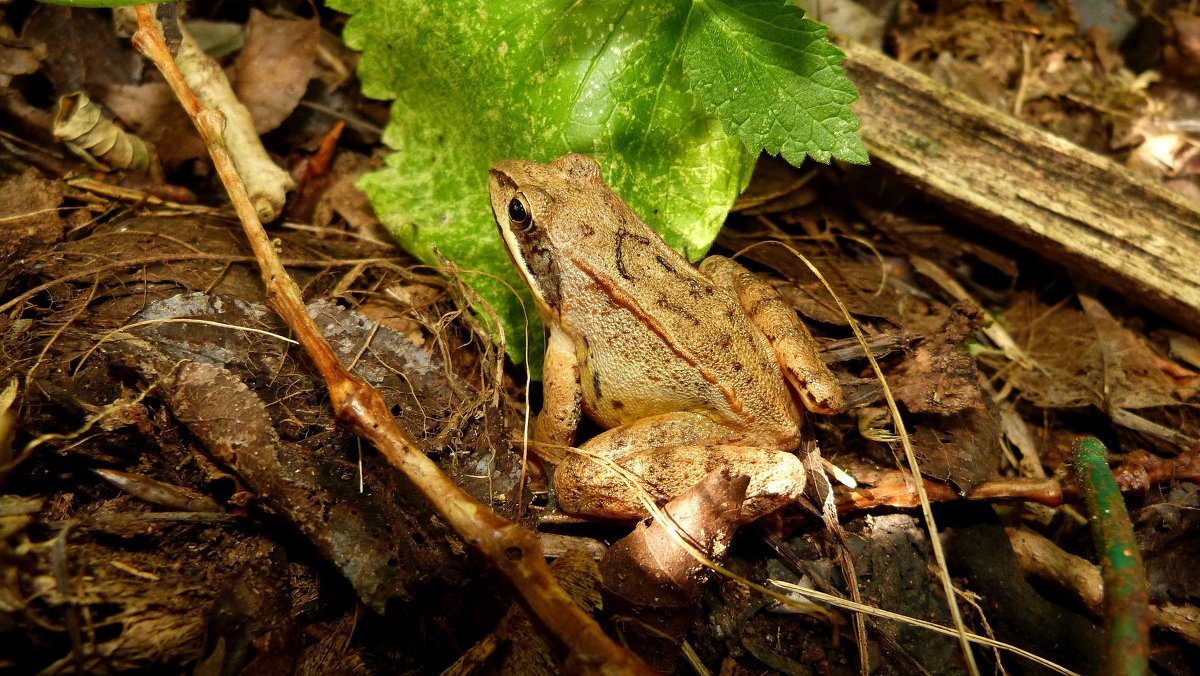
490 153 842 521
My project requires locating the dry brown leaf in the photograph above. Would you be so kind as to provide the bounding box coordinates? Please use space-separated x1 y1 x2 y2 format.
1164 9 1200 80
891 339 983 415
21 5 142 97
888 300 1002 493
598 471 748 673
105 81 206 168
0 34 45 85
909 408 1002 492
234 10 319 134
0 169 65 293
311 152 380 233
1164 331 1200 372
999 293 1179 410
892 302 987 415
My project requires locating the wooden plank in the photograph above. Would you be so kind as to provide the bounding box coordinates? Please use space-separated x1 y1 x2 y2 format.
840 42 1200 333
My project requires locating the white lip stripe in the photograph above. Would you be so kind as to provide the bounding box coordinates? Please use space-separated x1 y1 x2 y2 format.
498 215 548 311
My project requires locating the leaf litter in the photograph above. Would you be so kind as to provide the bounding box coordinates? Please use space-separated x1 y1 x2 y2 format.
1 1 1199 674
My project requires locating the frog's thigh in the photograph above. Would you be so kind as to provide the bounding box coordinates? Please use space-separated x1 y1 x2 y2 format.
699 256 843 414
557 411 802 521
575 411 737 459
555 443 807 522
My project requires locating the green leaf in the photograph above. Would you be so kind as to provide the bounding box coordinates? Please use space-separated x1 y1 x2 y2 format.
330 0 756 372
329 0 865 374
682 0 868 165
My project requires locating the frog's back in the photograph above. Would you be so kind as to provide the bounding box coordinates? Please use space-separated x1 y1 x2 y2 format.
551 191 800 439
492 153 800 438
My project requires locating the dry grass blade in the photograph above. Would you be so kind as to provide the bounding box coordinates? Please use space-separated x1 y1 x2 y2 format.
737 240 981 675
768 580 1079 676
1 379 164 476
0 253 398 315
437 262 538 505
72 317 299 376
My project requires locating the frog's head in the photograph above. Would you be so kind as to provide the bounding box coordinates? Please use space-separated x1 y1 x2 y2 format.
488 154 606 316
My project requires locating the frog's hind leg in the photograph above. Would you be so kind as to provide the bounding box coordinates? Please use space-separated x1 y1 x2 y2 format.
553 412 807 522
699 256 844 415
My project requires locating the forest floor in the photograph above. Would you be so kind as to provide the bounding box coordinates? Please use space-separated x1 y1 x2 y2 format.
2 1 1199 674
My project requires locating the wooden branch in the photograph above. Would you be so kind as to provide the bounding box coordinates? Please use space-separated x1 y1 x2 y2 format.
840 42 1200 334
130 8 649 673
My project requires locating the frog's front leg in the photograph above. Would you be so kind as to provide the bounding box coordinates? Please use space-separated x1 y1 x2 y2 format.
699 256 844 415
553 412 807 522
533 326 583 465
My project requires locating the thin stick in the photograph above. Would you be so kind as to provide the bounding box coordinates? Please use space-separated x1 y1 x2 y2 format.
130 8 648 673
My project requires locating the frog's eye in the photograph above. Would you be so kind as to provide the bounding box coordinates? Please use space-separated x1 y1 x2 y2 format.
508 195 531 229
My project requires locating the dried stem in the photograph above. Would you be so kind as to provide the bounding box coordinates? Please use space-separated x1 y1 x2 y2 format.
130 7 649 673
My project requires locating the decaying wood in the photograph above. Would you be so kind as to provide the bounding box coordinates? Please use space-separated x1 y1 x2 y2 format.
841 42 1200 334
130 9 649 674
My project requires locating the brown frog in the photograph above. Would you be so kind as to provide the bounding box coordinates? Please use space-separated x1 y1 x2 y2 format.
489 153 843 521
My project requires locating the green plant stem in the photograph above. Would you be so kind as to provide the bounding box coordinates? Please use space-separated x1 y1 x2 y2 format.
1070 436 1150 676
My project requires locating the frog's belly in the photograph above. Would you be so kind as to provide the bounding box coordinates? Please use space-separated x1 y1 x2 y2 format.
580 325 726 426
567 292 800 442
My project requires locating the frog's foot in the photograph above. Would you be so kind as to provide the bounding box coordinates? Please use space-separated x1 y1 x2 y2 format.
699 255 844 415
554 445 807 522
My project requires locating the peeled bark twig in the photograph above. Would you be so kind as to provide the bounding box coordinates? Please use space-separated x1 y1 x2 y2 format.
129 8 649 673
172 14 294 221
1008 527 1200 646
